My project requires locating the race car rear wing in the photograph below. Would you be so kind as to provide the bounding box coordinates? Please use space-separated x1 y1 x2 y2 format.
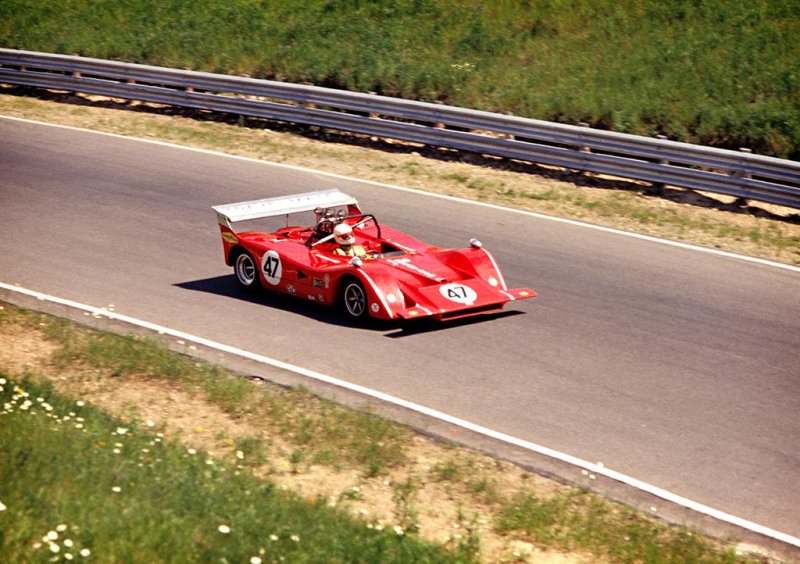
213 189 359 228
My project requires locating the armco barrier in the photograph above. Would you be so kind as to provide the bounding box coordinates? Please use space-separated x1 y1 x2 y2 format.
2 48 799 209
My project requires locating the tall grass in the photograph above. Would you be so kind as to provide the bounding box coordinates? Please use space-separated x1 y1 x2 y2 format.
1 0 798 158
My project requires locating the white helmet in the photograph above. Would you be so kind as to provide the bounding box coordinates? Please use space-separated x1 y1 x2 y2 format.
333 223 356 246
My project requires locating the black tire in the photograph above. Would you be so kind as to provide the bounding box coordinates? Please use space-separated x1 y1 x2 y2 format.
233 250 260 292
341 278 368 319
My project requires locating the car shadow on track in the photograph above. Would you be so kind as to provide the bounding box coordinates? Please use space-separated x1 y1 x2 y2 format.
175 275 524 337
174 275 359 329
382 310 524 338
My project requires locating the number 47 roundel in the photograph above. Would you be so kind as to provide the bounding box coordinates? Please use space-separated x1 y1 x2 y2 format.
440 283 477 305
261 250 282 285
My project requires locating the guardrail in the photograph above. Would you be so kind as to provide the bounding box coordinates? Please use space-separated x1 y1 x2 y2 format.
2 48 799 209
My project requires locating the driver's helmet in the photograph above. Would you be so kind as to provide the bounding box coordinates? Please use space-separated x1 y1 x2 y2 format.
333 223 356 246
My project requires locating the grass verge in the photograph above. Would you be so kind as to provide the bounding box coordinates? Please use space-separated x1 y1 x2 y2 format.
0 302 761 562
0 376 452 563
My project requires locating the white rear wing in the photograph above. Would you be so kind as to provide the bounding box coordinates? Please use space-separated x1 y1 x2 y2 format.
213 189 359 228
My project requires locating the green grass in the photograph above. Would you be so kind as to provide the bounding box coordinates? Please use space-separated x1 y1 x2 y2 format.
1 0 798 158
432 459 464 483
0 376 458 563
497 492 739 563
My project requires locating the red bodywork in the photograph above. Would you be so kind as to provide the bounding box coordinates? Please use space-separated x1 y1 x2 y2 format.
215 193 535 321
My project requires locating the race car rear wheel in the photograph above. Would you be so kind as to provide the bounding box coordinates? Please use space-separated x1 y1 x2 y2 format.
342 278 368 319
234 251 260 291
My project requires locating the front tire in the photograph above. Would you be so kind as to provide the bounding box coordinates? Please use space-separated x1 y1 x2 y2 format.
234 251 260 292
342 279 368 319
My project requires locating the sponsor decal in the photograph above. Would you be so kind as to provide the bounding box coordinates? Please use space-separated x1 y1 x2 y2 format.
371 303 380 313
312 278 325 288
222 232 239 244
440 283 477 305
286 284 296 295
261 250 282 285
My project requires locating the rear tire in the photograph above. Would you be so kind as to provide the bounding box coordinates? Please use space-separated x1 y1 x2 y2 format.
234 251 260 292
341 278 368 319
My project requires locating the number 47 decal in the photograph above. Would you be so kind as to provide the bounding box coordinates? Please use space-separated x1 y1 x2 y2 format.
439 283 477 305
447 286 468 299
261 250 282 285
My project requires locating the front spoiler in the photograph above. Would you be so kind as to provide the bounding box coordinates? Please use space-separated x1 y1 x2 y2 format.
395 286 536 321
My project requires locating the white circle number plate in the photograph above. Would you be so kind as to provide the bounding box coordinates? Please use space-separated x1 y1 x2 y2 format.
261 250 282 285
440 283 477 305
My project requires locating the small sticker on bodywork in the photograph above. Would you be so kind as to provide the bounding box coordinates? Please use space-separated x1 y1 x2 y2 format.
222 232 239 244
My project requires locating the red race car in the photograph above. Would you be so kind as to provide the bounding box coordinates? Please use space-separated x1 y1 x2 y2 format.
213 190 535 321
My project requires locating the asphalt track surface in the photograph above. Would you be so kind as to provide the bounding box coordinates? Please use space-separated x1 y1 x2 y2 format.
2 117 799 543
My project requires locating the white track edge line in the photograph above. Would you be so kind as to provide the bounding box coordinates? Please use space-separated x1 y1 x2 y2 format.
1 281 798 548
3 115 799 274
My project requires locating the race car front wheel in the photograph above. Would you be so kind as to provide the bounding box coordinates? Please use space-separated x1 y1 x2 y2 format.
342 279 368 319
234 251 260 291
